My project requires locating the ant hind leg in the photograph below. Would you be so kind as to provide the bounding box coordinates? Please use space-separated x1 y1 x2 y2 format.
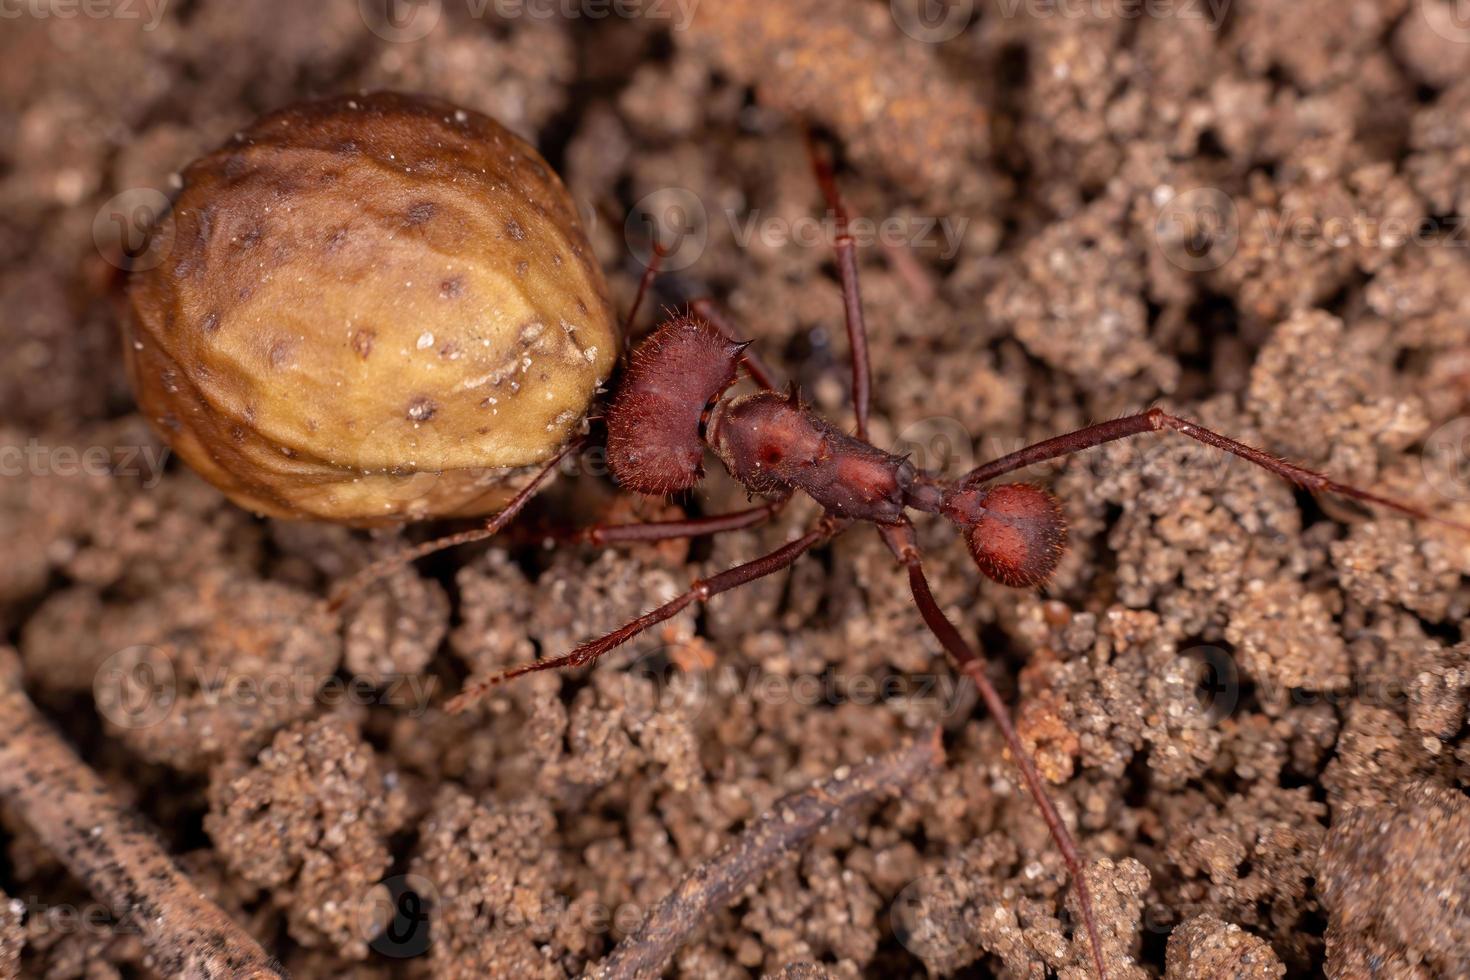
956 407 1468 533
879 520 1110 980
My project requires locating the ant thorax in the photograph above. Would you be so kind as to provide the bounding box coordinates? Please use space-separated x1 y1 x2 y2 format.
707 389 916 524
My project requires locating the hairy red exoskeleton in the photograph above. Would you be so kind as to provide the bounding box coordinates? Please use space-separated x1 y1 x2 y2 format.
329 136 1466 980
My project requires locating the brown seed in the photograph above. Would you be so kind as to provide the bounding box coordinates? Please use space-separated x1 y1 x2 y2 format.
125 92 618 524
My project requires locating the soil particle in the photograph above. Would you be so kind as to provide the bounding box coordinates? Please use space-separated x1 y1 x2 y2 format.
411 787 569 978
1319 781 1470 979
206 716 410 960
23 571 341 772
0 891 20 980
6 3 1470 978
360 16 574 142
1156 784 1326 969
1321 703 1451 814
1247 311 1427 485
343 566 449 684
681 0 989 197
1164 913 1285 979
763 965 837 980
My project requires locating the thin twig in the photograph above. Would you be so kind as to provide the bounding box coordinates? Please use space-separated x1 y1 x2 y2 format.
588 729 944 980
0 651 285 980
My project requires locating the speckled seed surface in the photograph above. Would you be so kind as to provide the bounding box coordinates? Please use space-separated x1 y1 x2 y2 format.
127 91 617 524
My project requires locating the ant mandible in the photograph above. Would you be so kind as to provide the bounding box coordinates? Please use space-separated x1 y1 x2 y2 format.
329 135 1463 980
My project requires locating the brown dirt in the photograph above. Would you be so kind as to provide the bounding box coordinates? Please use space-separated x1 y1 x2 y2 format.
3 1 1470 977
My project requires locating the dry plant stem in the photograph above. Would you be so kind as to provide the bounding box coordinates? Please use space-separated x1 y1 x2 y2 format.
880 521 1109 980
587 729 944 980
0 668 283 980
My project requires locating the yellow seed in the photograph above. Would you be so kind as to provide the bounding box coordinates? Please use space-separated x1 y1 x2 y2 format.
126 92 617 525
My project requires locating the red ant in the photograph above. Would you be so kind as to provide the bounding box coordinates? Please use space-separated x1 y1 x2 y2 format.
330 136 1463 980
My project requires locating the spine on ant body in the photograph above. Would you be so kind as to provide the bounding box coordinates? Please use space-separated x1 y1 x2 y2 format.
707 389 917 524
607 317 745 495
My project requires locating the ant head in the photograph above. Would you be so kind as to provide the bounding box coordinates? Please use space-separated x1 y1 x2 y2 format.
606 316 744 495
941 483 1067 588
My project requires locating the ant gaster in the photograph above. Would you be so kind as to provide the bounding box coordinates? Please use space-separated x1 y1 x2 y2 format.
331 136 1463 980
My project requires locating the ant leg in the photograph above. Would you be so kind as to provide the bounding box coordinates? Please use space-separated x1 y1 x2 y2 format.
446 516 848 713
689 297 780 390
572 495 790 547
805 133 873 440
324 440 582 613
878 521 1109 980
957 407 1468 531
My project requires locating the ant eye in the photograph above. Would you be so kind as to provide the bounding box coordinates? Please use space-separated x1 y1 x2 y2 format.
761 445 783 466
945 483 1067 588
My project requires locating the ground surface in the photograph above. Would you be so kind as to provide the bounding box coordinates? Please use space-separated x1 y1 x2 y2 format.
2 1 1470 977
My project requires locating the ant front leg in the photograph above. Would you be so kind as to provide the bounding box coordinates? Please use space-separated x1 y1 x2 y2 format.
324 439 582 613
446 516 848 713
878 520 1111 980
957 407 1468 532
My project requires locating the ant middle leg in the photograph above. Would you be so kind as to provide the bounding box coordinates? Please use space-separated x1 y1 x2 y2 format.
956 407 1467 531
568 494 791 547
446 515 848 712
